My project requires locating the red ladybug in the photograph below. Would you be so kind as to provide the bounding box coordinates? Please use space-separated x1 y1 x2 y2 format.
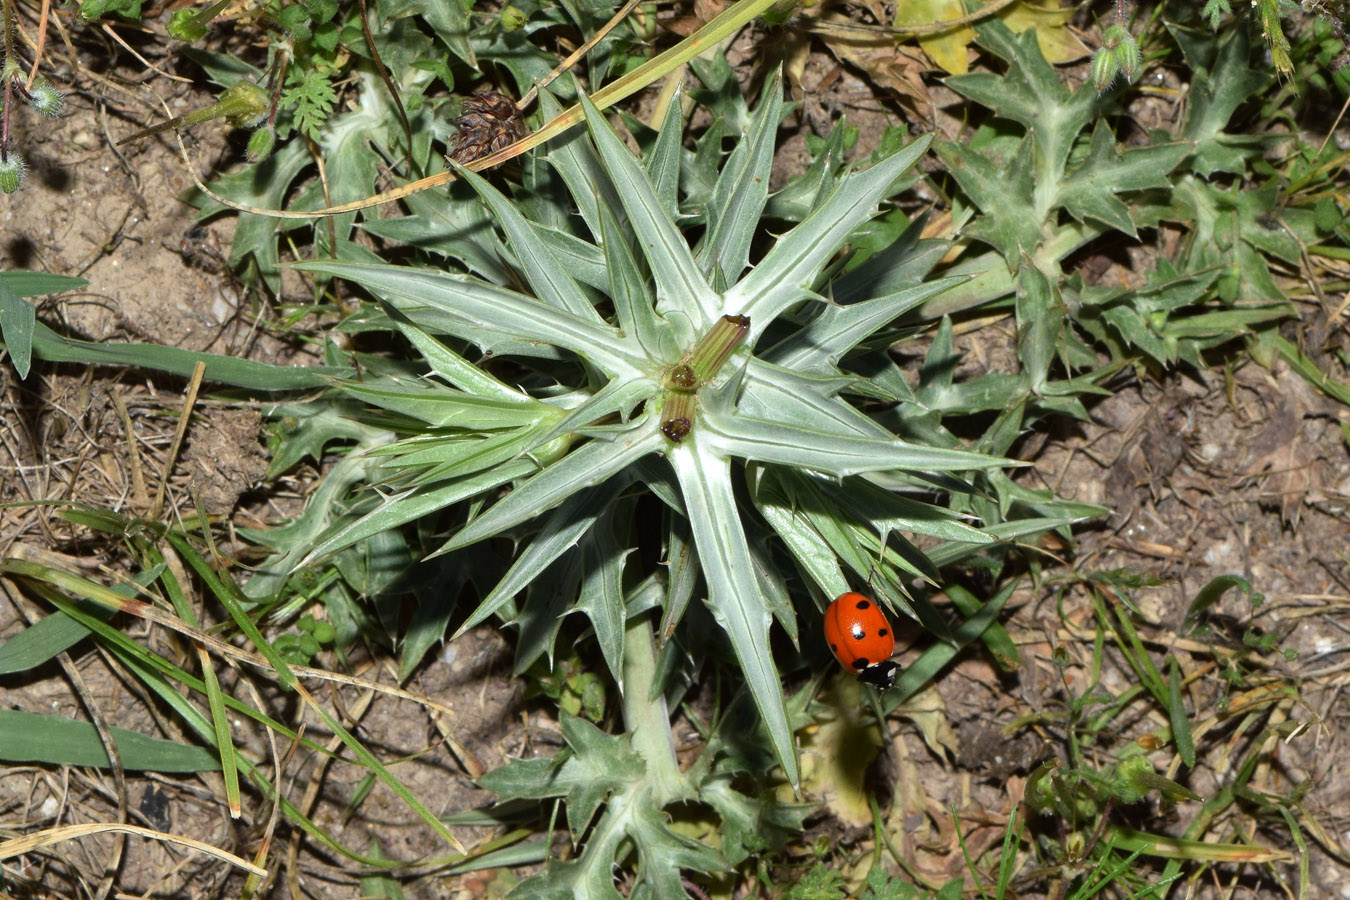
824 591 900 689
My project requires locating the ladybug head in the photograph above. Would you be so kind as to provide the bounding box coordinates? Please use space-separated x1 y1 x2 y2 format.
857 660 900 690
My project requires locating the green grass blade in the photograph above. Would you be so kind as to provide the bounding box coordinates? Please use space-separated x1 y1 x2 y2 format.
885 580 1015 709
945 584 1020 672
169 534 468 854
1167 657 1196 769
28 589 408 867
5 317 342 389
0 277 36 379
147 542 242 816
0 709 220 771
0 567 144 674
0 270 88 296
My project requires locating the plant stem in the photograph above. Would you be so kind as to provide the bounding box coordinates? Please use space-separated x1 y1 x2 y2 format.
622 614 686 803
1 0 12 162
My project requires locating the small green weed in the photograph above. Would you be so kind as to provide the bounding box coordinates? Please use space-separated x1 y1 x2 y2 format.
0 0 64 196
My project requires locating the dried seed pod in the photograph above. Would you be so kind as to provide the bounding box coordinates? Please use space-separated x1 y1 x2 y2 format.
449 90 526 163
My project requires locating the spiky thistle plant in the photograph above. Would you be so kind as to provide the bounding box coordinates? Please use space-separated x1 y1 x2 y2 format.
284 78 1020 796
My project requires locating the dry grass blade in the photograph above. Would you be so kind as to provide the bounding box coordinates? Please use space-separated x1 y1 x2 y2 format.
0 823 268 877
150 361 205 520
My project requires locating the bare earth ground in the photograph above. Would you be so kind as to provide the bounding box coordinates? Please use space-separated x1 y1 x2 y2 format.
2 20 1350 900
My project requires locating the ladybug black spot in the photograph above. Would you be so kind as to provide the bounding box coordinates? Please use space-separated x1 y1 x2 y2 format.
829 642 839 654
850 624 865 640
851 658 870 670
878 627 889 637
854 599 871 610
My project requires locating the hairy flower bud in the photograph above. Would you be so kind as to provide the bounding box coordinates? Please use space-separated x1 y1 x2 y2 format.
29 82 64 117
1114 31 1141 79
0 153 27 194
247 126 276 162
1092 47 1121 92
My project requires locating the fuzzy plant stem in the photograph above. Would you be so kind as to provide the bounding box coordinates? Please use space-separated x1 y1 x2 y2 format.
1 0 12 162
621 614 686 803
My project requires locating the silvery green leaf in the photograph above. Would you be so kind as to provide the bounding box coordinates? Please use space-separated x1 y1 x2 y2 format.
534 224 611 292
763 276 966 372
406 428 548 486
931 138 1038 265
657 514 699 642
769 468 888 591
293 260 645 377
400 551 470 681
361 183 511 283
644 88 684 219
456 475 633 637
508 859 623 900
951 22 1096 178
746 520 797 644
443 415 663 553
764 122 848 222
1057 123 1190 238
580 93 721 327
705 413 1011 478
456 165 608 325
334 380 551 429
668 442 797 786
816 475 992 545
723 133 932 337
598 204 681 360
338 305 561 362
1016 262 1061 393
829 214 944 304
380 305 530 403
632 458 685 516
917 247 1017 318
628 799 727 899
515 553 581 674
683 117 725 208
577 505 632 691
540 88 625 241
739 361 889 437
697 71 782 283
748 464 848 600
297 458 539 567
531 377 658 451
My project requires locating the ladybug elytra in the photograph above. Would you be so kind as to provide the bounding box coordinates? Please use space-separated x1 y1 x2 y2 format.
824 591 900 689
